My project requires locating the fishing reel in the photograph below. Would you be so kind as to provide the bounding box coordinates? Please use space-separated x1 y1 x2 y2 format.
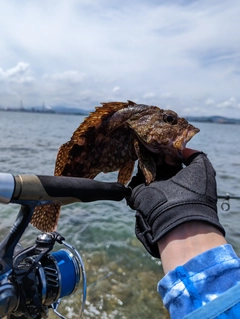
0 172 129 319
0 228 86 319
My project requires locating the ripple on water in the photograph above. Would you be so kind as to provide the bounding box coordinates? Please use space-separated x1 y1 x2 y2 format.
0 114 240 318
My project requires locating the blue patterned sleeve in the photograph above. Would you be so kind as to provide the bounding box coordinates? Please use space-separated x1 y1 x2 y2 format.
157 244 240 319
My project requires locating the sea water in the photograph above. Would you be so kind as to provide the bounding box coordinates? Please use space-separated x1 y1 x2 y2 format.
0 111 240 319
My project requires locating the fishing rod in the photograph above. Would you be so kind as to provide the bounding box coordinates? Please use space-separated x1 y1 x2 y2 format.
217 194 240 211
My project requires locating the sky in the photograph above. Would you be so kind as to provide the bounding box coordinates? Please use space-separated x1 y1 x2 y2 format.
0 0 240 117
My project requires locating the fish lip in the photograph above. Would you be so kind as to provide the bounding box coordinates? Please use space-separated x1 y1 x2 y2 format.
173 127 200 149
136 126 200 152
187 127 200 141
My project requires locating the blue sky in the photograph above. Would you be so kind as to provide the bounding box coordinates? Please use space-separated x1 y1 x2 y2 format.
0 0 240 117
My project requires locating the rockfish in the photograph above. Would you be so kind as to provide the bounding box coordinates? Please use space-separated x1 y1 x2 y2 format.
30 101 199 231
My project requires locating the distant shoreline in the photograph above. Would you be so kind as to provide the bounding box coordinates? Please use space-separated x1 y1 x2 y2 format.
0 108 88 116
0 108 239 124
185 115 240 125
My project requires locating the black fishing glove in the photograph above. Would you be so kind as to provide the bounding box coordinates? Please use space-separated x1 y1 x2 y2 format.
128 152 225 258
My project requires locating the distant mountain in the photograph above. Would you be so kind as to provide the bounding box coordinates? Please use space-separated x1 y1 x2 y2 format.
0 105 239 124
52 106 89 115
186 115 240 125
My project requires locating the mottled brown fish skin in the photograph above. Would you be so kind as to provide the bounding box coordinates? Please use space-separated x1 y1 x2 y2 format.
54 101 138 183
30 101 199 232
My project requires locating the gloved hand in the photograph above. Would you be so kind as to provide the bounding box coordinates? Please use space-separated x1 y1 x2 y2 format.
128 152 225 258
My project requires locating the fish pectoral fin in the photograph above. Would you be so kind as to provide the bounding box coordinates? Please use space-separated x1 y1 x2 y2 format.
139 156 156 185
134 139 156 185
30 203 61 232
117 161 135 185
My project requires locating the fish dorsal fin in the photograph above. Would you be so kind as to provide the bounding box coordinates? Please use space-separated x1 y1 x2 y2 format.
54 101 137 177
71 101 134 143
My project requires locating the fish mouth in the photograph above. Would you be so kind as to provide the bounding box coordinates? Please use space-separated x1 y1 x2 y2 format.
173 127 200 150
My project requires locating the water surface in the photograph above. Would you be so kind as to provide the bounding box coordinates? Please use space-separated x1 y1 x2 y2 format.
0 111 239 318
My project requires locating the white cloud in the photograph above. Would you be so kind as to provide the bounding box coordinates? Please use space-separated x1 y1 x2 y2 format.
0 0 239 117
0 62 34 83
205 99 215 106
112 86 120 93
142 92 156 99
217 97 240 109
43 71 85 83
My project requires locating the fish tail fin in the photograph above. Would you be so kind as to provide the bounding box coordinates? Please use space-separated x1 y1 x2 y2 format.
30 203 61 232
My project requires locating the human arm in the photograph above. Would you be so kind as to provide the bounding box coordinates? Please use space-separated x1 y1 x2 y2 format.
158 220 226 274
129 149 240 318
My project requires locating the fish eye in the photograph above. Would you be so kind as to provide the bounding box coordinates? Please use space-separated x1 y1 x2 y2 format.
163 113 176 124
